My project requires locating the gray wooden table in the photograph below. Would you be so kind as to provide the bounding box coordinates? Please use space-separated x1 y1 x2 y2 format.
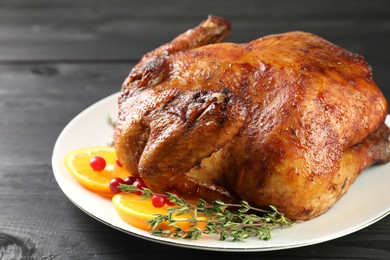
1 0 389 259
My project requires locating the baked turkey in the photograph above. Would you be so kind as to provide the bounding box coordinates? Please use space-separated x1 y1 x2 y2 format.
114 16 390 220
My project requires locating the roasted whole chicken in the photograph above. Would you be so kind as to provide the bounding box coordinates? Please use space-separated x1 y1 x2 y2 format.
115 16 390 220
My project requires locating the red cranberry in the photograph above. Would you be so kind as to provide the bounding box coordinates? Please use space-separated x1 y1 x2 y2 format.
116 158 123 167
133 178 147 195
123 176 136 185
89 156 106 171
151 195 167 208
109 177 124 194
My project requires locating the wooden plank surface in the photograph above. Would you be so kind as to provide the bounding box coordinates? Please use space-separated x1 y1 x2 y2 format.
0 0 389 259
1 0 389 103
1 0 389 60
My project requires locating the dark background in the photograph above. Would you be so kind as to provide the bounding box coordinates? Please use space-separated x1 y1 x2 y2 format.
0 0 389 259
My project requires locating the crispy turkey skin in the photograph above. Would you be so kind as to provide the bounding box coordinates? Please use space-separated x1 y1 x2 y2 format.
115 16 390 220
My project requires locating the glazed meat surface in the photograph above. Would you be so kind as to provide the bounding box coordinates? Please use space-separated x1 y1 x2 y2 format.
115 16 390 220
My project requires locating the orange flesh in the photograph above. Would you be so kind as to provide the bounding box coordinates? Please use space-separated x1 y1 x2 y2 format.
65 146 206 231
64 146 131 196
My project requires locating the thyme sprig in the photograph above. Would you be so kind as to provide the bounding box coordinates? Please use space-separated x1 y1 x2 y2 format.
106 115 116 146
118 184 294 242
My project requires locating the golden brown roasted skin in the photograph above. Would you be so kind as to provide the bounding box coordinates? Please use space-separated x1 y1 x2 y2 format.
115 16 390 220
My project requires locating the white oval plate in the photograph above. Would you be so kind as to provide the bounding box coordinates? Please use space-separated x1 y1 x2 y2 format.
52 92 390 252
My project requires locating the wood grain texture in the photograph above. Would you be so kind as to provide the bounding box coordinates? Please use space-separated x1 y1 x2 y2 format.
0 0 389 259
0 0 389 107
1 0 389 60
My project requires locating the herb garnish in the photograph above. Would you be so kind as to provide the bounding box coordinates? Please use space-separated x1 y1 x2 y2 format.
106 115 116 146
119 184 294 241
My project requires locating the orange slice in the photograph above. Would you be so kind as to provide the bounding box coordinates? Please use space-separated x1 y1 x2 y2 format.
64 146 131 196
112 193 207 231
